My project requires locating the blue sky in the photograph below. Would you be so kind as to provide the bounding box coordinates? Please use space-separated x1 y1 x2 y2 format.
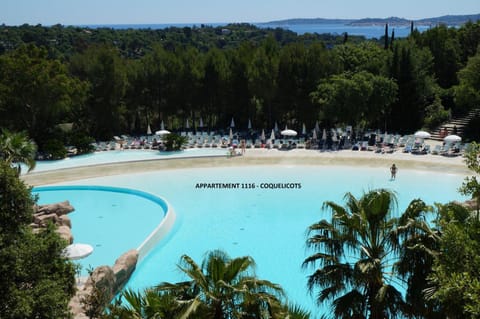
2 0 479 25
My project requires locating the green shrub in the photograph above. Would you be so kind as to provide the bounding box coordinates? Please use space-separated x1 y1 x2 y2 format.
162 133 188 151
70 133 95 154
42 139 67 160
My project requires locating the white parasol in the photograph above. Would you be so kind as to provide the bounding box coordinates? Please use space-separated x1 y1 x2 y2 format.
270 129 275 141
63 243 93 260
230 117 235 128
414 130 431 139
147 124 152 135
444 134 461 143
281 129 298 136
155 130 171 135
261 129 266 141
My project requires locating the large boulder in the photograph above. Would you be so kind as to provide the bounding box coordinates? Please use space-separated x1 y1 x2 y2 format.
34 212 59 226
58 215 72 228
69 250 139 318
56 225 73 244
112 249 138 292
70 266 115 319
85 266 116 299
36 200 75 216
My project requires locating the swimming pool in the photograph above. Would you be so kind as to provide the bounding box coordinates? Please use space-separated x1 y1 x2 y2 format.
27 148 227 173
34 165 467 315
34 185 174 276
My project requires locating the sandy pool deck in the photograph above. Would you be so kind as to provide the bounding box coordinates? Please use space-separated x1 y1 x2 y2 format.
21 147 471 186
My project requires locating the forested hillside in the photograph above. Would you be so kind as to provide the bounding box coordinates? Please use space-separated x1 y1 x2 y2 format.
0 22 479 154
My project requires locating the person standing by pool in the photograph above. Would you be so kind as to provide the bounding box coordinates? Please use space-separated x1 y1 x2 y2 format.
390 163 397 180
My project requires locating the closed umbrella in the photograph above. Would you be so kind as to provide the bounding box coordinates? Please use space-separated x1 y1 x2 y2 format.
261 129 266 141
248 118 252 129
332 130 338 142
185 119 190 129
315 121 320 133
274 122 279 132
160 120 165 130
444 134 461 143
229 128 233 140
322 129 327 140
302 123 306 135
63 243 93 260
312 129 317 140
230 117 235 128
147 124 152 135
270 129 275 141
199 117 204 128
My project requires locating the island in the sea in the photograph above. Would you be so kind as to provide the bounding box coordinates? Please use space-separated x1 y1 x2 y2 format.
262 13 480 27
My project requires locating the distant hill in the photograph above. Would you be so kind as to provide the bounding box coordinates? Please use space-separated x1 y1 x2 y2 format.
417 14 480 25
350 17 410 26
262 18 354 25
263 14 480 27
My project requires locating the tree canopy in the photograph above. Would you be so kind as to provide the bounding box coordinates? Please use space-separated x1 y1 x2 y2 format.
0 161 76 318
0 22 479 149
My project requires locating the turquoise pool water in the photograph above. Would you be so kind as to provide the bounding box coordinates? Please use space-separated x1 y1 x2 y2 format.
34 186 169 276
34 165 467 315
28 148 227 173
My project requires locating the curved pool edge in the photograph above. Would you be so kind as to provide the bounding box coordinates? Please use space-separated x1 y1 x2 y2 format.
32 185 176 264
137 205 176 261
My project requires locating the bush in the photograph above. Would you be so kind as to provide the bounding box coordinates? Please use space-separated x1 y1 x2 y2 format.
42 139 67 160
423 96 451 130
70 132 95 155
162 133 188 151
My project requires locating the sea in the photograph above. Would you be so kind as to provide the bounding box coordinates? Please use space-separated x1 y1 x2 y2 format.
81 23 432 39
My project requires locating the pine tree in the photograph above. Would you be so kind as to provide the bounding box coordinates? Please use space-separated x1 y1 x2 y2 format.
390 29 395 50
384 23 389 49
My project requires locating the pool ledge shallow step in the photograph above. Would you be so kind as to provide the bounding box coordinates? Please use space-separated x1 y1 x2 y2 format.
137 203 176 261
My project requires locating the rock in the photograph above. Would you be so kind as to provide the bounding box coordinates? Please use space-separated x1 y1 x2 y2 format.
34 213 59 226
85 266 116 299
112 249 138 292
36 200 75 216
56 225 73 244
58 215 72 228
70 266 115 319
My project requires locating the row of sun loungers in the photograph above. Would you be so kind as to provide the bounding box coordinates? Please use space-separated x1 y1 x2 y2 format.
90 132 469 158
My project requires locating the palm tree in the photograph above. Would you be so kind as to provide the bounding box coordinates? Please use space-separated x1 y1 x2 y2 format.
394 199 444 318
0 129 37 174
155 249 286 319
303 189 431 319
106 288 182 319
